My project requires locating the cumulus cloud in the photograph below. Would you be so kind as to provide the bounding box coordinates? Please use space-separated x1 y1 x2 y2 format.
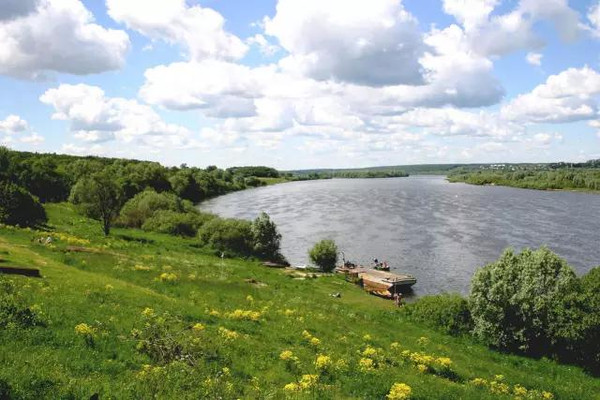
0 114 28 134
442 0 581 57
246 34 280 56
40 84 198 149
589 2 600 37
0 0 129 79
0 0 38 21
20 133 44 145
106 0 246 61
264 0 426 86
501 66 600 123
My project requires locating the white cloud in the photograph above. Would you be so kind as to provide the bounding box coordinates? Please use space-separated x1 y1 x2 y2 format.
0 114 28 134
589 2 600 37
264 0 426 86
526 52 543 66
0 0 129 79
40 83 197 148
20 133 44 145
442 0 581 57
501 66 600 123
246 34 280 56
106 0 246 61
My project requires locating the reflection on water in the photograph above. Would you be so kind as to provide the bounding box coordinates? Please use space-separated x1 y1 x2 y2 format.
200 176 600 295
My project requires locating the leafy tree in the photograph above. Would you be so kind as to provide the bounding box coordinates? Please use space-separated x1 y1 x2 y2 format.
118 189 192 228
0 181 47 227
142 210 214 237
70 173 124 236
197 218 253 256
469 247 578 355
251 212 283 261
309 239 338 272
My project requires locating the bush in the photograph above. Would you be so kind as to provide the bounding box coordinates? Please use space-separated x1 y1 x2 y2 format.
198 218 253 256
143 210 215 237
469 247 578 355
0 181 47 227
308 239 338 272
118 189 194 228
0 277 45 329
402 294 473 336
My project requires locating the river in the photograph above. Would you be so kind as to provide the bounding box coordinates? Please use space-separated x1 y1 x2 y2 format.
199 176 600 296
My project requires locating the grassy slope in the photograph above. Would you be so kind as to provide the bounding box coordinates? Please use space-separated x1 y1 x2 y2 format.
0 204 598 399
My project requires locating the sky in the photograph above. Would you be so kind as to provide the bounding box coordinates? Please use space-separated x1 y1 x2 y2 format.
1 0 600 169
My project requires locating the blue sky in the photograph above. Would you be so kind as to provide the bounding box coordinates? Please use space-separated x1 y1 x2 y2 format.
1 0 600 169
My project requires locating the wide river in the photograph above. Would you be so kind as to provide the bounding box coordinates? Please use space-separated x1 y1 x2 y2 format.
200 176 600 296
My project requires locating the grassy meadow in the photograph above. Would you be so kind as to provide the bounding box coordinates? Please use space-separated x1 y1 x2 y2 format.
0 203 599 399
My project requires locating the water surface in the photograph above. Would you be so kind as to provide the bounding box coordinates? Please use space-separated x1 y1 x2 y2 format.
200 176 600 295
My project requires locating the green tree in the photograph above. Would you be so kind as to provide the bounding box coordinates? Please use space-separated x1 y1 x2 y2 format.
309 239 338 272
251 212 283 261
70 173 124 236
0 181 47 227
198 218 253 256
469 247 578 355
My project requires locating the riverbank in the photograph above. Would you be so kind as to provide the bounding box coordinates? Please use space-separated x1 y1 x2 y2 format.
447 169 600 193
0 203 598 399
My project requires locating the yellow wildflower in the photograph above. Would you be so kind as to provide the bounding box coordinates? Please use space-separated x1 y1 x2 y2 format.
309 337 321 346
159 272 178 282
104 284 114 291
283 383 300 392
302 330 312 339
358 357 375 372
390 342 401 350
335 358 349 372
209 309 220 317
362 345 378 358
470 378 488 387
246 295 254 302
416 336 429 346
387 383 412 400
315 354 332 371
74 323 94 336
299 374 318 389
279 350 296 361
218 327 239 340
513 384 528 397
141 307 155 318
192 323 205 332
435 357 452 368
363 334 372 341
417 364 428 373
542 391 554 400
134 265 151 271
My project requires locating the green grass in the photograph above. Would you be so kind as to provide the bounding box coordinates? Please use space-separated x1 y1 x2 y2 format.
258 177 293 186
0 203 598 399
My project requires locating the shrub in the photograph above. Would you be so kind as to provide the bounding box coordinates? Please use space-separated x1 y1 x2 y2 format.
469 247 578 355
142 210 214 237
198 218 253 256
402 293 473 335
119 190 195 228
0 181 47 227
309 239 338 272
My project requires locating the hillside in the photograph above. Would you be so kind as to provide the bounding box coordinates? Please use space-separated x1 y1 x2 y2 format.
0 204 598 399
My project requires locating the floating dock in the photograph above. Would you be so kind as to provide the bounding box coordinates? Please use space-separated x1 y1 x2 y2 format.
336 266 416 298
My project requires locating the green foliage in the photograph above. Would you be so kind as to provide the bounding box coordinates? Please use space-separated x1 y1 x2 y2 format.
142 210 214 237
70 172 124 236
469 248 578 355
250 212 284 261
0 277 45 329
118 189 193 228
227 166 280 178
449 168 600 191
309 239 338 272
402 294 473 336
0 181 47 227
198 218 253 257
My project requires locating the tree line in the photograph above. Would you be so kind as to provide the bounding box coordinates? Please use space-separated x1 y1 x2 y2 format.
0 147 286 262
448 165 600 191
